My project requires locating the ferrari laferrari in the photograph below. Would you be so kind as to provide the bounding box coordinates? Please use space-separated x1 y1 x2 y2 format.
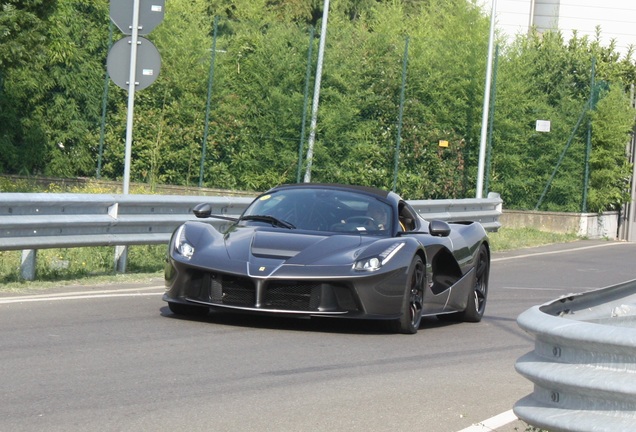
163 183 490 334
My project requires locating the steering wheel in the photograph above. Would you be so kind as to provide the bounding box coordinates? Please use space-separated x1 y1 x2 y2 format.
345 216 378 229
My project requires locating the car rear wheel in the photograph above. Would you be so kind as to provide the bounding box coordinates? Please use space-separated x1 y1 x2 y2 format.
391 255 425 334
461 244 489 322
168 302 209 317
436 244 489 323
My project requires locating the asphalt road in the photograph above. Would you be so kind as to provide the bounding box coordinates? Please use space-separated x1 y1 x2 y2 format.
1 240 635 432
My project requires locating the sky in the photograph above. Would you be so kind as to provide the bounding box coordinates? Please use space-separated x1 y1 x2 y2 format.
478 0 636 58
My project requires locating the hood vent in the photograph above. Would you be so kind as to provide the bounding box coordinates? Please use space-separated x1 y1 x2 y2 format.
250 231 325 259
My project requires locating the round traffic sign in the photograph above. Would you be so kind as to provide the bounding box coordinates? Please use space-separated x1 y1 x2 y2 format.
107 36 161 91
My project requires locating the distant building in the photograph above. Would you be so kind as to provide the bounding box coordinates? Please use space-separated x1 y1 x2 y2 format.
481 0 636 58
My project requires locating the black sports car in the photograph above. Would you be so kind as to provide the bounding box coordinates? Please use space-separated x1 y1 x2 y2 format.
163 183 490 334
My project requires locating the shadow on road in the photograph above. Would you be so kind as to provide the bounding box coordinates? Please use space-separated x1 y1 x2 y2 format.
159 306 463 335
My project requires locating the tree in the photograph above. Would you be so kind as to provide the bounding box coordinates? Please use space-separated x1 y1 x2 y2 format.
1 0 633 214
0 0 57 174
0 0 109 176
0 0 56 69
588 86 634 212
491 29 636 211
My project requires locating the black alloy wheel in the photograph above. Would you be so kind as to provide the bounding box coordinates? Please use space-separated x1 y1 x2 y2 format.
393 255 425 334
463 244 489 322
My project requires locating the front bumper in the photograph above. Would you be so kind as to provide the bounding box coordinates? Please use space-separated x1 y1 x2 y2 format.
164 259 408 318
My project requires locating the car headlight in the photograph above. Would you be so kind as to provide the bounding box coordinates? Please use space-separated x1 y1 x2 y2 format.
174 225 194 259
353 242 405 271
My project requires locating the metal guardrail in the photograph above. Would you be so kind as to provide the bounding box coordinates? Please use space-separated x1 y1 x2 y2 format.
0 192 502 280
514 279 636 432
0 193 252 250
409 192 502 231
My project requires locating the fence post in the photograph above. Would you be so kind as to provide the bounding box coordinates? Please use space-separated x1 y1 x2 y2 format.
296 26 315 183
392 35 409 192
199 15 219 188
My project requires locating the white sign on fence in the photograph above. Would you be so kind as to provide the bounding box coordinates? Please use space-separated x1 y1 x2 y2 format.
535 120 551 132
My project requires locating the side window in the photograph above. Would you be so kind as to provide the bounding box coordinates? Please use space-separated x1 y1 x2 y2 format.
398 202 418 231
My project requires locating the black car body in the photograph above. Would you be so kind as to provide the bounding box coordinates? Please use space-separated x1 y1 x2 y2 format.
163 183 490 334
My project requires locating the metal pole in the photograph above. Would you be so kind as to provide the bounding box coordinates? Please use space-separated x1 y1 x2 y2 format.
484 44 499 195
528 0 536 30
122 0 141 195
476 0 497 198
117 0 141 273
296 26 315 183
199 16 219 188
393 36 409 192
303 0 330 183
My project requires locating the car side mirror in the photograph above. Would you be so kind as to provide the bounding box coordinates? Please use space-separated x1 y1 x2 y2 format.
429 220 451 237
193 203 212 218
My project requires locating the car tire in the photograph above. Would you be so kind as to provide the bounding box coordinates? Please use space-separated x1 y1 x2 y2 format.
436 244 489 323
391 255 425 334
168 302 209 317
460 244 489 322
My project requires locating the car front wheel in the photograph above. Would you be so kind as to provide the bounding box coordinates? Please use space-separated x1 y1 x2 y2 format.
391 255 425 334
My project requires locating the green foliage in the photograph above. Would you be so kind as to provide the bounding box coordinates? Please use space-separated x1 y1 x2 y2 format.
0 0 108 176
588 85 634 211
0 0 56 69
0 0 56 175
94 0 495 196
490 29 635 212
0 0 634 212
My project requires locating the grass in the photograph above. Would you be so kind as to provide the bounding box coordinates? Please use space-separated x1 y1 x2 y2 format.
488 227 581 252
0 245 166 293
0 227 583 293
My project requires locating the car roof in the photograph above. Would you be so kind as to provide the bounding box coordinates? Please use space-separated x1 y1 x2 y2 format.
268 183 393 200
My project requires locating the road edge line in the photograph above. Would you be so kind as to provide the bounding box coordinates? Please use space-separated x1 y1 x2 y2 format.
456 409 518 432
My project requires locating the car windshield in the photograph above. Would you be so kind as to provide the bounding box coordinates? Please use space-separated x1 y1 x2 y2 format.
242 187 393 235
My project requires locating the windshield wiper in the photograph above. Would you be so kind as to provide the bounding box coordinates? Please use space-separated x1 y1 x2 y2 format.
240 215 296 229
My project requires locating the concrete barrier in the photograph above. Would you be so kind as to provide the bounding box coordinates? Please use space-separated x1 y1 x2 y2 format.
501 210 618 239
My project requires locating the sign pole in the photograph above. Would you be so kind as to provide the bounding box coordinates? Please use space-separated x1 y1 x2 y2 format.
122 0 141 195
116 0 140 273
108 0 163 273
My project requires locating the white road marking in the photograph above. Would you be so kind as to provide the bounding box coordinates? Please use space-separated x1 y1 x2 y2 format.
492 241 627 263
501 286 590 291
457 409 518 431
0 286 164 304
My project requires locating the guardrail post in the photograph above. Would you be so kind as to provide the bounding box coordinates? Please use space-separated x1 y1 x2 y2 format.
115 245 128 273
20 249 37 281
488 192 502 214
